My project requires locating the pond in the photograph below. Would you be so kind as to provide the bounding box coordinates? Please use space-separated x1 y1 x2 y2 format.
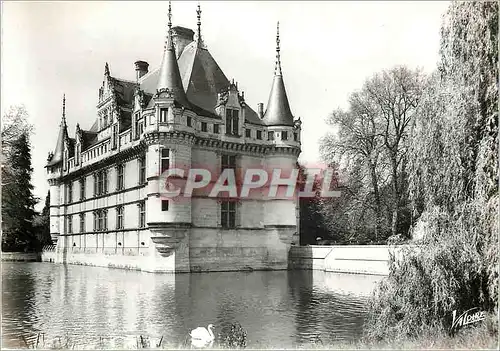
1 262 383 349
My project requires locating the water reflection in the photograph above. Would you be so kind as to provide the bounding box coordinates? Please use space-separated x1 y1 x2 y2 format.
1 263 382 349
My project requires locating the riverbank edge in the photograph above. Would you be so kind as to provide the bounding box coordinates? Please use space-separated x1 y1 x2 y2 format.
292 316 499 350
13 314 498 350
1 252 41 262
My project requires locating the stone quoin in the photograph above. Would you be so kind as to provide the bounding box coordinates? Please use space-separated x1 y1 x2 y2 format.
44 2 303 272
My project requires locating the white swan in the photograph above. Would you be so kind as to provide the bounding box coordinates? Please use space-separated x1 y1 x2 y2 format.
190 324 215 346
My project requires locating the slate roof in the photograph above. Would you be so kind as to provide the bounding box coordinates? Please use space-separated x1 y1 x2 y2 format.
262 74 294 127
46 122 67 167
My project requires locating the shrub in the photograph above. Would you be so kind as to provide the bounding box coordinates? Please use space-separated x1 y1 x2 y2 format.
365 199 498 341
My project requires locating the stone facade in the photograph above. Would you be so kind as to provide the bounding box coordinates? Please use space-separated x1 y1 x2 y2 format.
45 6 301 273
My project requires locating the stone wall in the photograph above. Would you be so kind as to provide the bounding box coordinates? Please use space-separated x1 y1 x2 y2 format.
43 226 295 273
1 252 41 262
289 245 402 276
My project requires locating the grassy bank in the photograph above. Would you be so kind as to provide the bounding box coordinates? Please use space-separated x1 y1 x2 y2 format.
14 316 498 350
296 320 499 350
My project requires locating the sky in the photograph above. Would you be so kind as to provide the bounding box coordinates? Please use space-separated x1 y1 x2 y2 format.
1 0 450 211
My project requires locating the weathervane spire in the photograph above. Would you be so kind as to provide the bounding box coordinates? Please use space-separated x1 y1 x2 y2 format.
275 21 282 76
165 0 173 50
196 2 205 48
62 94 66 125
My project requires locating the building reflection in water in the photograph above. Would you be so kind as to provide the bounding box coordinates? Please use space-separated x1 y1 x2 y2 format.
1 263 380 349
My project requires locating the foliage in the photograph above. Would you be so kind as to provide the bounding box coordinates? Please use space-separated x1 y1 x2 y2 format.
365 0 498 341
216 322 247 349
366 201 497 340
1 106 39 252
297 162 330 245
320 66 424 242
33 191 52 247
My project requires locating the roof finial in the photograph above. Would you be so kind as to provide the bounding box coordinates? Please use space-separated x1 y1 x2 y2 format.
104 62 110 76
196 2 204 48
275 21 282 76
165 0 173 50
62 94 67 125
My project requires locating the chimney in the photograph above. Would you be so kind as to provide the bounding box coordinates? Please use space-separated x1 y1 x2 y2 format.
172 26 195 58
134 61 149 81
257 103 264 118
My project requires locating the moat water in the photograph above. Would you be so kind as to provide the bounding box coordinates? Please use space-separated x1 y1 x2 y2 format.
1 262 383 349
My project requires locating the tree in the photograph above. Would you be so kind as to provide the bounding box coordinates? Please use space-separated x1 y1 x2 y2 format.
296 163 329 245
1 106 39 252
320 66 424 241
321 91 386 239
366 1 498 340
33 191 52 247
363 66 425 237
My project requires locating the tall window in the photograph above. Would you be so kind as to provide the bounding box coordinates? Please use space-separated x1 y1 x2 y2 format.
221 201 236 229
201 122 207 132
93 211 98 231
268 131 275 141
256 130 262 140
160 108 168 123
225 109 239 136
117 164 124 190
116 206 124 229
103 210 108 231
93 173 98 197
187 116 192 127
139 157 146 184
245 129 251 138
103 170 108 194
98 172 103 195
213 124 219 134
80 178 86 200
138 202 146 228
160 149 170 173
95 170 107 196
221 154 237 172
98 210 103 231
80 213 85 233
67 215 73 234
294 132 298 142
67 182 73 203
281 131 288 141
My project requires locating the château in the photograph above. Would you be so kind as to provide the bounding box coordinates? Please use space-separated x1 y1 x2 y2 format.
45 3 302 272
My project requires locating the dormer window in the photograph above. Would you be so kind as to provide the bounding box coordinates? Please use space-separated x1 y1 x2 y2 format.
134 113 140 140
76 144 81 165
225 109 239 136
103 110 108 129
111 124 118 149
159 108 168 123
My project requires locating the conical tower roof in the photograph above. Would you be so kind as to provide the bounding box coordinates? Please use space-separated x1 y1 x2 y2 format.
262 22 294 127
156 1 191 108
47 95 68 167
